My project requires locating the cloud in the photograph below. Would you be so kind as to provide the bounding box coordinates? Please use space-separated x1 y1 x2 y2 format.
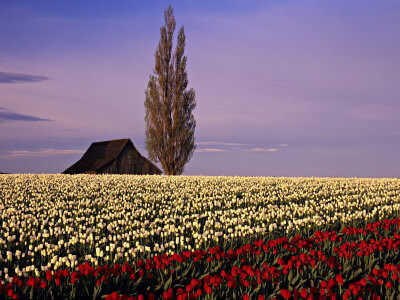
269 79 292 88
0 108 52 122
2 149 85 158
0 71 48 83
60 128 80 133
195 148 228 153
195 142 284 153
244 148 278 152
197 141 247 146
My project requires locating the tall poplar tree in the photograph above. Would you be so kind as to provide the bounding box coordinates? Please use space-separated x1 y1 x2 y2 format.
144 6 196 175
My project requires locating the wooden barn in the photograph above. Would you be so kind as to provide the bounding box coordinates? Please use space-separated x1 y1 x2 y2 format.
63 138 162 175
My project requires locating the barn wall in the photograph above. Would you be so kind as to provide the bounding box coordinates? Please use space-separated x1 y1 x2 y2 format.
143 160 162 175
118 144 141 174
97 143 161 175
99 158 118 174
150 163 162 175
99 145 134 174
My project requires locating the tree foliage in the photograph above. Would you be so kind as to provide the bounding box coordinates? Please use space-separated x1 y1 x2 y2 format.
144 6 196 175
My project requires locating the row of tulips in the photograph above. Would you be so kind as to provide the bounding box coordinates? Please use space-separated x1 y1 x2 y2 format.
1 216 399 299
1 175 400 287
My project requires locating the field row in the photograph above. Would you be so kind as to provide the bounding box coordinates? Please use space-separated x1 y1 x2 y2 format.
1 216 399 299
0 175 399 292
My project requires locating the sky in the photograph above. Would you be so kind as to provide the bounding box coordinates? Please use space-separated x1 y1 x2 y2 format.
1 0 399 177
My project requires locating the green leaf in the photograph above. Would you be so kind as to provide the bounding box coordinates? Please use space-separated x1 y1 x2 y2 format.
294 279 307 291
164 275 173 290
92 284 101 300
291 271 300 286
22 285 30 295
366 257 378 273
272 281 281 293
249 284 261 297
49 288 56 300
348 268 363 282
176 265 191 281
158 269 166 285
395 288 400 300
83 278 91 297
198 273 210 281
288 269 293 283
70 286 76 300
269 285 281 299
172 283 185 289
342 263 352 276
388 288 395 300
132 276 143 289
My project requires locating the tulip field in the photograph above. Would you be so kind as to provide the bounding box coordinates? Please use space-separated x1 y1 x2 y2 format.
0 174 400 299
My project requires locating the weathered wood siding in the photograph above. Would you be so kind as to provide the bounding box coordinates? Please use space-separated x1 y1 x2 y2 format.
145 161 162 175
98 144 161 175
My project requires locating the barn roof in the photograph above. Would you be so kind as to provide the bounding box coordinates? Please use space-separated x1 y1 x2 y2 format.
63 138 161 174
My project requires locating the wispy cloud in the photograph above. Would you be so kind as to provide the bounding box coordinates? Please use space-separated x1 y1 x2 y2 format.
60 128 79 132
197 141 248 146
243 148 278 152
195 141 286 153
269 79 292 88
2 149 85 158
0 107 52 122
195 148 228 153
0 71 48 83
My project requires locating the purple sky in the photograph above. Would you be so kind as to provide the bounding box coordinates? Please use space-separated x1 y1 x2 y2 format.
1 0 399 177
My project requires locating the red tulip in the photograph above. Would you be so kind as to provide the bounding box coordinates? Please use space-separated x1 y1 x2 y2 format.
281 289 291 299
111 292 119 300
46 270 52 281
300 288 308 298
196 289 202 297
163 291 169 299
335 274 343 286
360 278 367 286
